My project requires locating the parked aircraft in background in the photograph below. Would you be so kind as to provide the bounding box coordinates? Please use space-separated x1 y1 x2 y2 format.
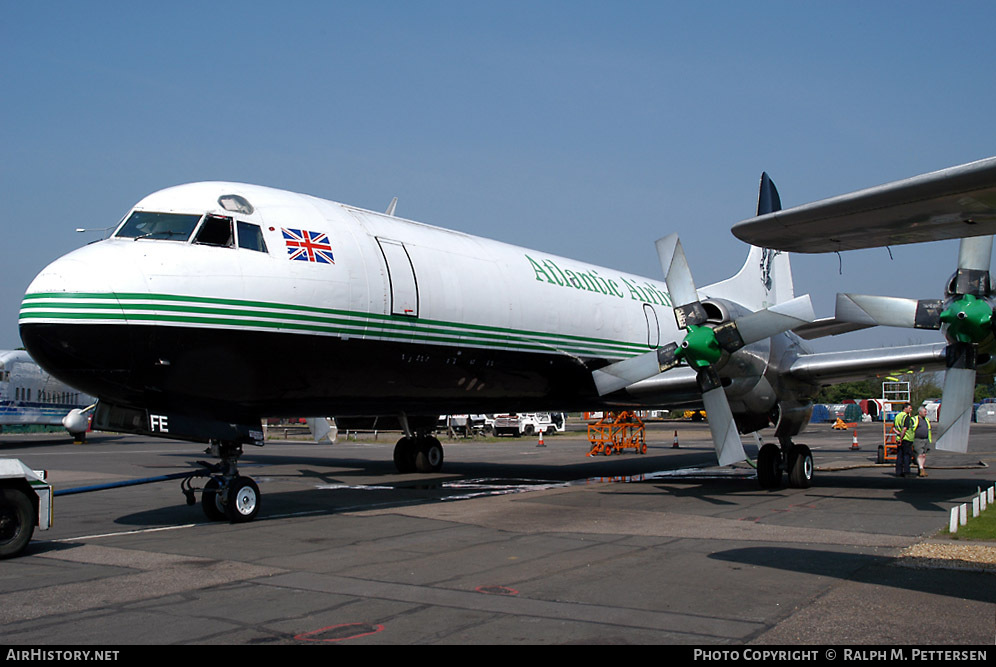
0 350 94 441
22 158 982 523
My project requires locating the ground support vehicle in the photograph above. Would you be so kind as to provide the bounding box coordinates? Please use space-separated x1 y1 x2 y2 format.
493 413 562 437
587 412 647 456
0 459 52 558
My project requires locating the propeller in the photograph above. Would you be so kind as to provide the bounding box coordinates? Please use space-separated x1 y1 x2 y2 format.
593 234 815 467
835 235 994 452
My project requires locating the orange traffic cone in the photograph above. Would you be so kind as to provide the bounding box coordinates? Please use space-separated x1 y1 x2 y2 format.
851 429 860 450
537 429 546 448
673 430 679 448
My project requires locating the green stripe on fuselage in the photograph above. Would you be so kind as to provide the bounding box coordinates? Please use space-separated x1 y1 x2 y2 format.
20 292 649 359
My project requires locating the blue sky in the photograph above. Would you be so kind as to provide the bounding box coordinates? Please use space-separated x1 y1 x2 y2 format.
3 1 995 353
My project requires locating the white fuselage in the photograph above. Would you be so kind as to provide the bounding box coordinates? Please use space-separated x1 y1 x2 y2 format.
19 182 778 424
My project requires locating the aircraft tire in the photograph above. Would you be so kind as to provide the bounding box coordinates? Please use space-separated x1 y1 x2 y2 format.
788 445 813 489
757 443 782 489
415 437 444 473
0 487 34 559
202 478 227 521
226 477 260 523
394 437 417 473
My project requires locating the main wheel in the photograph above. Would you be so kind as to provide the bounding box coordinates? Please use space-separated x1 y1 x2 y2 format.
757 443 783 489
394 437 418 473
0 488 34 559
415 437 444 473
226 477 260 523
202 477 227 521
788 444 814 488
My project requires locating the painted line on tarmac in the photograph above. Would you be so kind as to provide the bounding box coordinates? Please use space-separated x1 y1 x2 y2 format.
42 509 330 543
45 524 198 542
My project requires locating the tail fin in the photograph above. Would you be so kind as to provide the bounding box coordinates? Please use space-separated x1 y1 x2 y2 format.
702 172 795 310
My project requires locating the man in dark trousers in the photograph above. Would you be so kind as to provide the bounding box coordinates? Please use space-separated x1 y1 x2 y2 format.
892 403 914 477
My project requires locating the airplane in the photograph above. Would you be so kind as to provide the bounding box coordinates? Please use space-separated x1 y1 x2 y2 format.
17 168 958 523
0 349 95 441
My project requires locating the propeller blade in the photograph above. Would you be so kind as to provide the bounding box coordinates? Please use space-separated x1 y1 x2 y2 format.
934 369 974 452
934 343 976 453
835 294 943 329
698 368 747 466
592 343 680 395
655 234 699 308
957 235 993 273
733 294 816 345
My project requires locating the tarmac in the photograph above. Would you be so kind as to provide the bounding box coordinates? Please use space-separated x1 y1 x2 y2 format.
0 420 993 645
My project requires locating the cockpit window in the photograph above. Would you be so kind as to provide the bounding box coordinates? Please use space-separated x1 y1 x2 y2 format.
115 211 202 241
193 215 234 247
237 221 268 253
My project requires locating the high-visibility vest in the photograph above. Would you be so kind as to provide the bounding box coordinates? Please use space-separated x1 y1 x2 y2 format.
911 415 932 443
894 412 914 442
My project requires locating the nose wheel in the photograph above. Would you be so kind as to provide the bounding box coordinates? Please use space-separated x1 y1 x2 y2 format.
184 441 261 523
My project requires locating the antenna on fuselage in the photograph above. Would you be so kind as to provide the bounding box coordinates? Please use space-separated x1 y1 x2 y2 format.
385 197 398 216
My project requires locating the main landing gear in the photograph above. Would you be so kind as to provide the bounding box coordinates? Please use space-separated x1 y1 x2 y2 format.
757 440 813 490
183 441 260 523
393 434 445 473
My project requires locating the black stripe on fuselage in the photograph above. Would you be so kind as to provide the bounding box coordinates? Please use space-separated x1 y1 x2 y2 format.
20 323 623 423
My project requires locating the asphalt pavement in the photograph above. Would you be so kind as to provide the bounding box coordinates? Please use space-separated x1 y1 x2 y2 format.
0 420 993 645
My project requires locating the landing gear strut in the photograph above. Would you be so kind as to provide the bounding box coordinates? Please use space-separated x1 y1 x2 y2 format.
183 441 261 522
393 434 444 473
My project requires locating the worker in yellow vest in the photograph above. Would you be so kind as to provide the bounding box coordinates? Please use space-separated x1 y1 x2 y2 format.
892 403 914 477
912 406 933 477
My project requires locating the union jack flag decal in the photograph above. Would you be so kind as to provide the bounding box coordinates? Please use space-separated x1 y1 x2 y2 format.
282 228 335 264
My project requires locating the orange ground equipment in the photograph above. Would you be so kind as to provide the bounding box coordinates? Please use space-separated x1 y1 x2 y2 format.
878 432 899 463
586 411 647 456
832 417 857 430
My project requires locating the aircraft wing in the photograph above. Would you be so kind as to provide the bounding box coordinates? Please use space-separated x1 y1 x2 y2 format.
619 342 945 405
732 156 996 253
786 343 946 385
791 317 873 340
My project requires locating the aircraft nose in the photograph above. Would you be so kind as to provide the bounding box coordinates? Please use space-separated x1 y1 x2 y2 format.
24 254 113 297
19 248 141 400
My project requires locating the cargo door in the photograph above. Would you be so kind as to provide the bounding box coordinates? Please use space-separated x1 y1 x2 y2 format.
376 238 419 317
644 303 660 349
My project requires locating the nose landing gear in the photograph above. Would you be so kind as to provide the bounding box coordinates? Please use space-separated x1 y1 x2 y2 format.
182 441 261 522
